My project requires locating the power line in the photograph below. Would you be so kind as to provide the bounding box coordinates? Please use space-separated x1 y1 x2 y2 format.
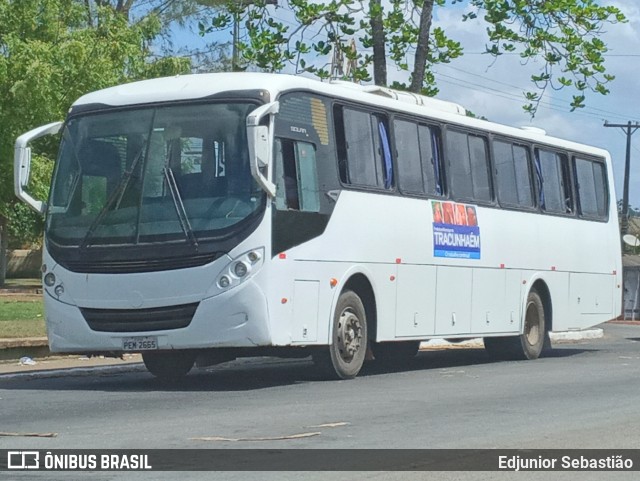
432 70 629 123
436 63 636 122
463 52 640 57
615 129 640 156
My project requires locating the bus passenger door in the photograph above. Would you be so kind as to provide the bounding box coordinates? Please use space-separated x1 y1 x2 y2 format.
395 264 436 337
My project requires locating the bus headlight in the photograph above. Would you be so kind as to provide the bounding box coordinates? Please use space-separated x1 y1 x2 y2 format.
247 251 261 263
44 273 56 287
234 262 248 278
54 284 65 296
218 276 231 288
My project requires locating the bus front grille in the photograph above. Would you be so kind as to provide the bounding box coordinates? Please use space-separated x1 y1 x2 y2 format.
63 253 221 274
80 303 199 332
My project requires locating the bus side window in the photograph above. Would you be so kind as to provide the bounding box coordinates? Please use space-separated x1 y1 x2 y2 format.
275 138 320 212
343 108 377 187
335 106 392 190
447 130 491 202
494 140 534 208
536 148 573 214
418 124 443 195
396 120 442 196
574 157 608 219
374 116 393 189
395 119 423 194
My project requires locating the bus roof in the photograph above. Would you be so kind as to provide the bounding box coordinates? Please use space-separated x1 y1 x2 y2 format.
71 72 610 159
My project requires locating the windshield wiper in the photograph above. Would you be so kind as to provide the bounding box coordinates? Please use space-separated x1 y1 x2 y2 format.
79 141 147 250
163 167 199 251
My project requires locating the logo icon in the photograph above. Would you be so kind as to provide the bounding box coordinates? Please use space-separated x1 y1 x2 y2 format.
7 451 40 470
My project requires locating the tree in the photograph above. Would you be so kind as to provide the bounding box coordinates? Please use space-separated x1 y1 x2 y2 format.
0 0 191 284
82 1 232 71
203 0 625 113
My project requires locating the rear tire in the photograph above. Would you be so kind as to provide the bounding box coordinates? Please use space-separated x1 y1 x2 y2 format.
313 290 368 380
484 290 546 360
372 341 420 366
143 351 196 380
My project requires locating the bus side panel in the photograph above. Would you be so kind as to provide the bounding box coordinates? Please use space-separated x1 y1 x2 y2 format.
280 260 396 346
471 268 513 334
395 264 436 337
434 266 472 335
568 273 615 329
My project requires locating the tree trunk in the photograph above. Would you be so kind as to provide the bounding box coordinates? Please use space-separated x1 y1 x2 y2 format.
115 0 135 20
0 216 7 287
409 0 435 93
369 0 387 86
84 0 93 26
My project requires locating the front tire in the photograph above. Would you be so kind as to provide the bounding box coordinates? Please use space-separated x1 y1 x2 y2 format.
484 290 546 360
313 290 368 380
143 350 196 380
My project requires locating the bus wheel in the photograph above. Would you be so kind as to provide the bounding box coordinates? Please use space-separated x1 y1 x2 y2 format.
142 351 196 380
484 290 545 360
520 290 546 359
313 290 367 380
372 341 420 366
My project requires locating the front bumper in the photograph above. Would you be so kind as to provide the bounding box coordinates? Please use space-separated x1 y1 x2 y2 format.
45 279 271 353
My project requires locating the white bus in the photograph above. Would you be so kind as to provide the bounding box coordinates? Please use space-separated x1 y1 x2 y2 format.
14 73 622 380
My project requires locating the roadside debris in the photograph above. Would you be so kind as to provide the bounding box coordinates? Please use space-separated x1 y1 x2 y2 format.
191 432 321 442
0 432 58 438
306 422 349 428
19 356 37 366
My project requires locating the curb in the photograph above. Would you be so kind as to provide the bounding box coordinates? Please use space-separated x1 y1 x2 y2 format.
419 328 604 350
0 337 49 362
0 363 146 380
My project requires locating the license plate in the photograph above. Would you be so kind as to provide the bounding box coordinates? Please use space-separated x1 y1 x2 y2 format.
122 336 158 351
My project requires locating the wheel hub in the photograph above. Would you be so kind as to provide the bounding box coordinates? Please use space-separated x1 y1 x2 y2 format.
525 301 540 346
336 309 362 362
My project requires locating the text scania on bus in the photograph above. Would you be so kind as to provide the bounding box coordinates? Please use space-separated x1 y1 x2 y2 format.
14 72 621 380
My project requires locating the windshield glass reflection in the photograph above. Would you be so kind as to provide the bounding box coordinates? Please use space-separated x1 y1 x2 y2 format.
47 102 264 247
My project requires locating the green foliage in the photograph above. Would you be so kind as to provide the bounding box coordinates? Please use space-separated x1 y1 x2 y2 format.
202 0 624 115
0 0 191 246
0 298 46 338
466 0 625 116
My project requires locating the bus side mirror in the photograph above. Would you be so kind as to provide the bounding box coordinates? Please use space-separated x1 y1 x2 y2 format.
14 121 64 214
18 147 32 188
247 101 279 197
253 125 270 169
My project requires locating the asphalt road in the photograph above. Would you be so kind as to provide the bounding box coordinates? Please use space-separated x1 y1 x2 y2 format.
1 323 640 480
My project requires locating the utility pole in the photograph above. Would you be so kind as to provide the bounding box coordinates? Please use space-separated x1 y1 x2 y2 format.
604 121 640 234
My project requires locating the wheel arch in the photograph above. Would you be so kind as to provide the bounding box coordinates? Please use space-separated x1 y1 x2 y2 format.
341 273 377 343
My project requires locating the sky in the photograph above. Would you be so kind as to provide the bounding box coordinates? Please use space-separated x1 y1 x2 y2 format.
172 0 640 208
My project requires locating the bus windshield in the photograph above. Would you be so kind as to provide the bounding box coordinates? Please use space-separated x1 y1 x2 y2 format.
46 102 264 247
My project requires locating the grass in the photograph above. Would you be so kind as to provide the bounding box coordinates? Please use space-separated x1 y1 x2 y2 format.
0 297 46 338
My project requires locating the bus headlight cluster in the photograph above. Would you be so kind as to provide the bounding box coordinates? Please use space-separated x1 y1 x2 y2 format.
216 248 264 291
43 269 65 298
